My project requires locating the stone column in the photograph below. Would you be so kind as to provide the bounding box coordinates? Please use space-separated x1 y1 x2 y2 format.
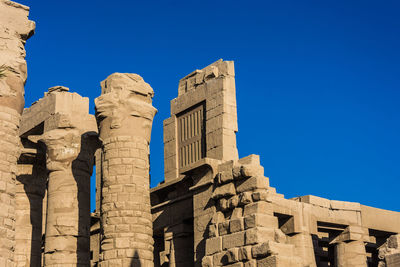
95 73 157 267
0 1 35 265
335 240 367 267
331 226 368 267
15 141 46 267
40 128 88 266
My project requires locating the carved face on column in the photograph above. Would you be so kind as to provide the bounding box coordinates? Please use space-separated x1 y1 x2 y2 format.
95 73 157 142
0 2 35 113
40 129 81 171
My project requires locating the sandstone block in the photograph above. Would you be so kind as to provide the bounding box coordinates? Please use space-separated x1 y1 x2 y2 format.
239 192 253 206
231 207 243 219
244 214 278 229
225 263 244 267
230 218 244 233
202 255 214 267
241 164 264 178
238 246 253 261
223 231 246 250
217 171 234 184
257 255 301 267
213 183 236 199
238 154 260 165
330 200 361 211
251 241 294 258
209 223 218 238
251 191 272 203
226 247 240 263
386 253 400 267
213 251 227 266
232 165 242 180
244 259 256 267
211 211 225 224
236 176 269 193
243 202 273 216
245 228 275 245
206 237 222 256
297 195 331 209
228 195 240 209
219 198 230 212
218 221 230 236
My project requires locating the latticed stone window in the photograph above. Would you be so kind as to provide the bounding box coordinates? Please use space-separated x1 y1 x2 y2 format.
177 103 205 168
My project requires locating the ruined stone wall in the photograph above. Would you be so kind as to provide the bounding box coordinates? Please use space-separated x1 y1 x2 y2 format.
0 1 35 265
163 60 238 182
151 60 400 267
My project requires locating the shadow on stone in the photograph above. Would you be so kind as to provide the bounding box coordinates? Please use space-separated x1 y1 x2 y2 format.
71 132 98 266
16 139 46 267
130 250 142 267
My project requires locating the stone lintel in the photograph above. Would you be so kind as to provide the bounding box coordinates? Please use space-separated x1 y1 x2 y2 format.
20 90 92 137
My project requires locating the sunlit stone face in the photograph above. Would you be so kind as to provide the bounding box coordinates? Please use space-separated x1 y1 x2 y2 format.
41 129 81 171
95 73 157 141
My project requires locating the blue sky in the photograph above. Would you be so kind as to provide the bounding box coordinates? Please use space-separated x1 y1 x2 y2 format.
20 0 400 212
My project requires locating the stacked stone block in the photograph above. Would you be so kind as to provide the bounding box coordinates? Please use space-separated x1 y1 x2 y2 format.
164 59 238 182
96 73 157 266
100 136 154 266
0 107 23 266
378 234 400 267
202 156 301 267
15 142 46 267
41 128 89 266
0 1 35 265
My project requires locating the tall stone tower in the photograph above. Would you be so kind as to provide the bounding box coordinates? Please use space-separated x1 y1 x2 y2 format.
95 73 157 266
0 1 35 265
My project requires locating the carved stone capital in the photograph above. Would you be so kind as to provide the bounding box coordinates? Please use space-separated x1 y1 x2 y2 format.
95 73 157 141
40 128 81 172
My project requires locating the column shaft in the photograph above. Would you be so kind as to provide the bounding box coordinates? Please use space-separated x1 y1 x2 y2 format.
0 107 20 266
100 136 153 266
335 240 367 267
15 161 46 267
41 129 90 266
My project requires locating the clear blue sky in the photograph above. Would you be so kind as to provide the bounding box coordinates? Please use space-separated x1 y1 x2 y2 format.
20 0 400 212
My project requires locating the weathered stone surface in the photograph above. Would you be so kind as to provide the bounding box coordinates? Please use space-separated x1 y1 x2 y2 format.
0 1 35 265
4 44 399 267
96 73 156 266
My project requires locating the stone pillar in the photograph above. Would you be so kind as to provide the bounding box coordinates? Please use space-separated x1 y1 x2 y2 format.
335 240 367 267
0 1 35 265
95 73 157 267
41 128 88 266
331 226 368 267
15 141 46 267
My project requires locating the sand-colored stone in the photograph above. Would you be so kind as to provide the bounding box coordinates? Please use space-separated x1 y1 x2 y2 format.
17 85 98 267
15 141 46 267
0 5 398 265
95 73 157 267
0 1 35 265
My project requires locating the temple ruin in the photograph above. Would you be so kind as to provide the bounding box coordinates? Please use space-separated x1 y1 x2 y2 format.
0 1 399 266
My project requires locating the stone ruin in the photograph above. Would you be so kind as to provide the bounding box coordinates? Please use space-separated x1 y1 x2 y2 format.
0 1 399 267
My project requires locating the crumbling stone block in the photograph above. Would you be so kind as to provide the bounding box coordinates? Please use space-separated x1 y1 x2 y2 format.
244 214 278 229
236 176 269 193
223 231 246 250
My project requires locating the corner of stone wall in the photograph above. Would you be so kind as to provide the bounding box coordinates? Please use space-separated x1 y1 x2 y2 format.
201 156 302 267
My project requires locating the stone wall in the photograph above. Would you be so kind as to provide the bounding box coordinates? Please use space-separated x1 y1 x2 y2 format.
163 60 238 182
